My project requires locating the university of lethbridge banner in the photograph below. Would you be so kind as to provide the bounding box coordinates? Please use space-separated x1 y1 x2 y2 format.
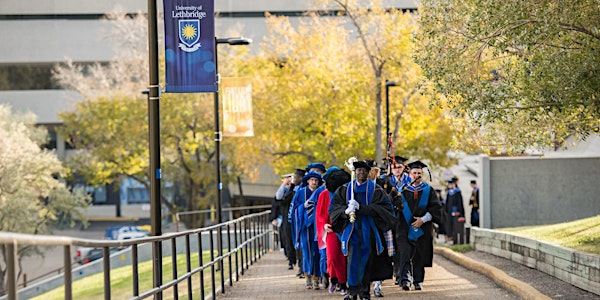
222 77 254 137
163 0 216 93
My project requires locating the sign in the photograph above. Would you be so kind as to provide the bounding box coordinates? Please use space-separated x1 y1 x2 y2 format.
163 0 216 93
222 77 254 137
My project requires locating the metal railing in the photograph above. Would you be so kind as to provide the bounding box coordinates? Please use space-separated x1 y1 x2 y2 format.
0 210 275 300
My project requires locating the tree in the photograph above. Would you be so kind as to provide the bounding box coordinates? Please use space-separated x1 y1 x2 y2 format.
0 105 89 295
416 0 600 154
246 3 455 175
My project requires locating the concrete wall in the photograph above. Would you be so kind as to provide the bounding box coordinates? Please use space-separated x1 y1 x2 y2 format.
471 227 600 296
479 155 600 229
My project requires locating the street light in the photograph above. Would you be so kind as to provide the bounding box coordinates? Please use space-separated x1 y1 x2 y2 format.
213 36 251 294
214 36 252 226
385 80 398 143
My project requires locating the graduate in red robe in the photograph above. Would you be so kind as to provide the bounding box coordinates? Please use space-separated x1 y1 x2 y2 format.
316 167 350 293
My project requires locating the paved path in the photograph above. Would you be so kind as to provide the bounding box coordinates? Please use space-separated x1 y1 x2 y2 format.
217 250 521 300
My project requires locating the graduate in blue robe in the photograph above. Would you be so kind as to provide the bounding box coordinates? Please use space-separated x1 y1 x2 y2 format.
330 161 396 300
395 160 443 291
291 170 324 288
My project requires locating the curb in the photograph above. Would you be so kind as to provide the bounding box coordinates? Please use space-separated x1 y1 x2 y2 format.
434 247 551 300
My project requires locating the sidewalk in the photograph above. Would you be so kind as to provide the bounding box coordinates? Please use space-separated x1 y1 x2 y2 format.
217 250 525 300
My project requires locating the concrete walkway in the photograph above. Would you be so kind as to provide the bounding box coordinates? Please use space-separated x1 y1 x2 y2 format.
217 249 528 300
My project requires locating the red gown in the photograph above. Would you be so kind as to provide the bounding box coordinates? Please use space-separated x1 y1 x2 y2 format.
316 189 347 284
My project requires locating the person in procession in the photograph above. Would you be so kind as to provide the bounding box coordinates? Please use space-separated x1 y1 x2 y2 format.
395 160 442 291
289 163 325 289
271 173 293 256
445 177 464 243
469 180 480 227
316 167 351 295
330 160 396 300
282 168 305 271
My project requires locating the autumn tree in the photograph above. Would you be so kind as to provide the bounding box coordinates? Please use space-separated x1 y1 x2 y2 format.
247 3 455 175
416 0 600 154
0 105 89 295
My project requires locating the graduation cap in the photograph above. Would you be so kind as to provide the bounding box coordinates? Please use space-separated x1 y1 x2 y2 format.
394 155 408 164
325 169 351 193
306 162 326 174
352 160 371 171
323 166 341 180
366 159 377 168
294 168 306 177
470 180 477 184
302 170 323 187
407 160 428 170
407 160 432 181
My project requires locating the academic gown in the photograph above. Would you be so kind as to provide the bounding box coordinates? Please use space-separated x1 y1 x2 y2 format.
300 185 325 277
316 189 347 284
445 187 464 237
329 180 396 294
397 183 443 268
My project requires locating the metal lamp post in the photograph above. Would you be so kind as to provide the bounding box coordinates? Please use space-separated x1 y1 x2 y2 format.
214 37 252 226
385 80 398 139
213 36 251 294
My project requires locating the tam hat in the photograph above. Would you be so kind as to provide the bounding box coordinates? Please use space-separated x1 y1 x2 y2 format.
306 162 326 174
302 170 323 187
323 166 341 180
352 160 371 171
325 169 351 193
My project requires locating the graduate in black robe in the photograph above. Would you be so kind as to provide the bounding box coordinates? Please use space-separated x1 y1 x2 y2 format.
330 160 396 300
395 160 442 291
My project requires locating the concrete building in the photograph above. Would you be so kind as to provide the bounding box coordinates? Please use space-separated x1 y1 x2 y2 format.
0 0 419 219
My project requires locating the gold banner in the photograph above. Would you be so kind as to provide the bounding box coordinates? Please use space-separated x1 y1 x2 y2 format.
221 77 254 137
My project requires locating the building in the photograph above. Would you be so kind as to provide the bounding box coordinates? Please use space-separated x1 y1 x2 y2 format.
0 0 418 219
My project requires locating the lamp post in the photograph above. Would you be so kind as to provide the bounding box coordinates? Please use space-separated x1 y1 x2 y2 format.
385 80 398 143
214 37 252 226
213 36 251 294
146 0 162 298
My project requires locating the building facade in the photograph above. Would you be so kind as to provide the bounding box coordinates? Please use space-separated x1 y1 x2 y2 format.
0 0 417 216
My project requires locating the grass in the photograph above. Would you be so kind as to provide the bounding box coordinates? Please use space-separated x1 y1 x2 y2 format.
31 249 241 300
499 214 600 255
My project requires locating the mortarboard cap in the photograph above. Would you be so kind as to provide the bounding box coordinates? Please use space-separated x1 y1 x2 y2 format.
294 168 306 177
407 160 428 170
366 159 377 168
470 180 477 184
394 155 408 164
282 173 294 178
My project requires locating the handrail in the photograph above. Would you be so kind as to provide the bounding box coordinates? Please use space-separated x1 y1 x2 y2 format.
0 210 276 300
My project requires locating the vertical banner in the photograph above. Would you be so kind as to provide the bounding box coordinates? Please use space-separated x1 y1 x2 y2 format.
222 77 254 137
163 0 216 93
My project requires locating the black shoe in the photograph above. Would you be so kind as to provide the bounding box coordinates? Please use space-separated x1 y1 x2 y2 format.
414 283 422 290
401 283 410 291
394 278 400 285
288 264 294 270
344 294 357 300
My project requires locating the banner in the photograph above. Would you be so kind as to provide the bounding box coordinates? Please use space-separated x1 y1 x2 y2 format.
222 77 254 137
163 0 216 93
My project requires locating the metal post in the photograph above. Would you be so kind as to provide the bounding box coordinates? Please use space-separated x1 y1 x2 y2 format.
147 0 162 298
7 242 17 300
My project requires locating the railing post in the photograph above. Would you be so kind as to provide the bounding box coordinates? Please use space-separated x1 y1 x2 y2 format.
64 245 72 300
227 223 233 286
7 241 17 300
209 229 216 299
103 247 111 300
